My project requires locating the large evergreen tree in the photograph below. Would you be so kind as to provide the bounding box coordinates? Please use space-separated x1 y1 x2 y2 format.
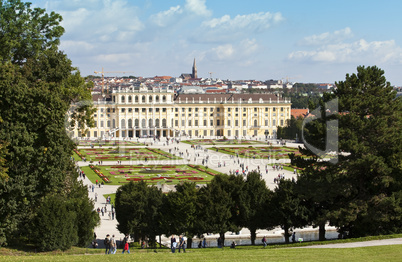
292 66 402 238
0 0 97 247
329 66 402 236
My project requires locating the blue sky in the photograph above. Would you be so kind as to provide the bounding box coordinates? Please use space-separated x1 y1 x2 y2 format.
30 0 402 85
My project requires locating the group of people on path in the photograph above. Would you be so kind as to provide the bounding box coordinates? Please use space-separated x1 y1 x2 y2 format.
103 234 130 254
170 235 186 253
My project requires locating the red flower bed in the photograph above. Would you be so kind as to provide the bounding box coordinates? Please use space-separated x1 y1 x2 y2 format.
188 177 204 181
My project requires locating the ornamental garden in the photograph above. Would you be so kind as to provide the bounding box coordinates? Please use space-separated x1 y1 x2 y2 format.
74 147 181 161
182 139 265 145
211 146 304 159
81 164 220 185
75 139 144 146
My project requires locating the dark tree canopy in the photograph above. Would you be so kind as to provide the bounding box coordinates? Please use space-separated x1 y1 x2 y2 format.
115 181 164 247
0 0 64 64
0 0 98 248
292 65 402 238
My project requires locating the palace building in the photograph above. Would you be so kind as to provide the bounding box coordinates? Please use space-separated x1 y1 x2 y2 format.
71 84 292 139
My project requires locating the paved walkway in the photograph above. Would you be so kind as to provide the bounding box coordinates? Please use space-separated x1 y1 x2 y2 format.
76 138 304 246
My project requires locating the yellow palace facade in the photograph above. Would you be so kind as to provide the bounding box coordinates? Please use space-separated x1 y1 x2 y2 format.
75 87 291 139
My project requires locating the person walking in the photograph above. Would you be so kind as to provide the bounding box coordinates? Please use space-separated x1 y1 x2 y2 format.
122 235 130 254
111 234 117 254
178 235 186 253
171 235 177 253
262 236 267 247
104 234 111 254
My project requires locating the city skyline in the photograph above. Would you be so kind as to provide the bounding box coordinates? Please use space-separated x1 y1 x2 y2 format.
30 0 402 85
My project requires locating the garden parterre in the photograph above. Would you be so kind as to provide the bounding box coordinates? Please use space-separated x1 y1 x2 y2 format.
85 164 220 185
76 139 144 146
182 139 265 145
212 146 304 159
75 147 181 161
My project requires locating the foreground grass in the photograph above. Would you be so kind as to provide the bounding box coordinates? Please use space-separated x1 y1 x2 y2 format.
1 245 401 261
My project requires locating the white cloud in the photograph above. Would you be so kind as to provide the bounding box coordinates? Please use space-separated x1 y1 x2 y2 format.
240 38 259 55
204 38 260 64
289 39 402 64
56 0 144 42
202 12 283 32
60 40 94 54
301 27 353 46
212 44 235 60
150 5 183 27
185 0 212 16
195 11 283 43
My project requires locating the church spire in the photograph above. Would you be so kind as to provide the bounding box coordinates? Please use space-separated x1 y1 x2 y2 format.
192 58 197 79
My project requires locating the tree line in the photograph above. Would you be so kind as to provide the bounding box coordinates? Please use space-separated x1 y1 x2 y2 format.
115 66 402 247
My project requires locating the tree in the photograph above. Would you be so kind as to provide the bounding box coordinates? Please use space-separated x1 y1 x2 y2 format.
68 179 100 247
0 0 96 247
277 116 304 140
29 194 77 251
196 174 247 247
162 182 198 248
242 171 274 245
115 181 164 248
328 66 402 237
0 118 7 182
0 0 64 64
271 179 310 244
292 66 402 238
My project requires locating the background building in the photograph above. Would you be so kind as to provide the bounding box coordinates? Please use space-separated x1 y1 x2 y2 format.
71 86 291 139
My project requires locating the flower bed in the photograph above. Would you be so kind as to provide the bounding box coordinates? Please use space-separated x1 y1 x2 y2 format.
86 164 217 185
89 165 111 183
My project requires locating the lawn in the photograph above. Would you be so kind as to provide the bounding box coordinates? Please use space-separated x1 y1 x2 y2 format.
212 146 304 159
1 244 401 261
74 147 181 161
81 164 220 185
182 139 265 145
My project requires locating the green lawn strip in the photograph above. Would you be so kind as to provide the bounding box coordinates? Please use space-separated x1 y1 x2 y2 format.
72 151 82 161
268 163 302 172
81 166 101 184
103 193 116 205
211 146 303 159
1 244 401 261
83 164 219 185
76 147 181 161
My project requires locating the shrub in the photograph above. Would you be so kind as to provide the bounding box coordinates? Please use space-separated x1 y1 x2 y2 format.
29 194 77 251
